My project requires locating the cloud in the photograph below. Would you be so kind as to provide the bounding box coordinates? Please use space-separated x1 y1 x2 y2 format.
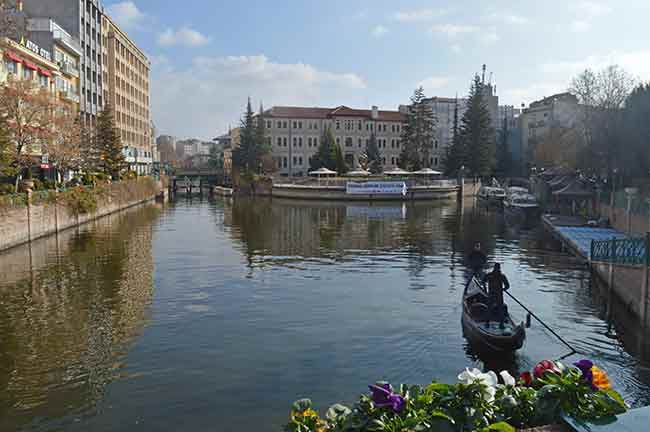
419 76 450 93
571 20 591 32
151 55 367 139
107 1 146 29
503 49 650 105
158 27 210 47
371 25 388 38
569 1 613 18
393 9 446 22
482 29 500 44
486 12 528 24
430 24 479 38
451 44 462 54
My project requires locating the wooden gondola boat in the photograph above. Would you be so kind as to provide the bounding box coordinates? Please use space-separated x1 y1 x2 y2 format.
461 277 526 352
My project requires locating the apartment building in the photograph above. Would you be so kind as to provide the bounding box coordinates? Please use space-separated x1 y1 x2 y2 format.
520 93 581 164
26 18 81 108
1 36 67 158
421 97 468 169
263 105 406 177
22 0 105 125
102 14 152 174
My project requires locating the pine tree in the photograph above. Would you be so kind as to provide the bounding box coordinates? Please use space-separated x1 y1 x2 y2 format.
399 86 437 171
459 75 495 177
233 98 259 173
310 126 336 170
256 103 270 155
95 104 126 179
365 132 382 174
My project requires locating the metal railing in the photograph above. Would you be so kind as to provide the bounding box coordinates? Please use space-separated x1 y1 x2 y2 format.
591 234 650 266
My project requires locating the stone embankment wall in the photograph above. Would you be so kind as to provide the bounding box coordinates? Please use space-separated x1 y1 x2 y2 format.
0 179 160 252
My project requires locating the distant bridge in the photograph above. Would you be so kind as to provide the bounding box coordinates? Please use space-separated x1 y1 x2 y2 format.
170 169 228 194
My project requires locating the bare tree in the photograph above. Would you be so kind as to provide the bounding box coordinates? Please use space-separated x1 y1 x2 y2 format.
0 0 25 40
46 103 82 186
569 65 635 176
0 79 56 191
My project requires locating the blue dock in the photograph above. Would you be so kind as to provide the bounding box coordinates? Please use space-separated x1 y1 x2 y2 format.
542 215 631 261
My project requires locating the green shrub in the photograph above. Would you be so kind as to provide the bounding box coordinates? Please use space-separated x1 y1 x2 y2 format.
0 183 14 195
32 179 43 191
60 186 98 215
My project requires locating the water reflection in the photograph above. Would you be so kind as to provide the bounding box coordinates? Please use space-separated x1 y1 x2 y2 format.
0 205 160 431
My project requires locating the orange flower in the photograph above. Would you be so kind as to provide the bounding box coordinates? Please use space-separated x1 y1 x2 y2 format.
591 365 612 390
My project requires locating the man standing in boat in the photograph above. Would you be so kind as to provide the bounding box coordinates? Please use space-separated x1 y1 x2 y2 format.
483 263 510 328
467 242 487 276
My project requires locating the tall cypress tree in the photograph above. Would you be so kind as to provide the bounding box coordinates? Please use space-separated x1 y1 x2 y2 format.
365 132 382 174
233 98 259 173
399 86 437 170
310 126 336 170
495 114 512 177
95 104 126 179
331 142 348 174
459 75 495 177
442 97 465 176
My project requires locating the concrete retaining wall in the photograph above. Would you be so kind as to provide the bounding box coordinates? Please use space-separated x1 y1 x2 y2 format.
0 179 160 252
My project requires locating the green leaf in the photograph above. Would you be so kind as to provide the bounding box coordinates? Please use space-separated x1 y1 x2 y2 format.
292 399 312 413
488 421 515 432
326 404 352 422
602 389 626 409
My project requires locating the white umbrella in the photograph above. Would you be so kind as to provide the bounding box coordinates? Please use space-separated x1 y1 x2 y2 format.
308 167 337 177
385 168 411 176
412 168 442 175
347 169 370 177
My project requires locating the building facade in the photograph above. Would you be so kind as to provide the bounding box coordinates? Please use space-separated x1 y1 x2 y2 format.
22 0 105 126
1 36 67 158
26 18 81 109
102 14 152 174
263 105 406 177
520 93 580 167
421 97 468 169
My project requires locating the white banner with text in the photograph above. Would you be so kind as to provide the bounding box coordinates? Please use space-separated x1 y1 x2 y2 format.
346 181 407 196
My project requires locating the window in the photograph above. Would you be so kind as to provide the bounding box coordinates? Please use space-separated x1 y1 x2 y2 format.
358 138 362 148
308 137 312 147
382 157 386 165
434 157 438 166
299 157 303 166
298 137 303 147
5 60 16 74
283 137 288 147
314 137 318 146
283 157 287 168
283 121 287 128
293 137 297 147
435 141 438 149
391 139 395 148
358 121 362 131
39 74 48 87
293 121 297 129
293 156 297 166
277 137 282 146
336 137 340 145
336 120 340 130
391 157 395 165
298 121 303 129
22 67 32 80
277 120 281 128
267 120 272 129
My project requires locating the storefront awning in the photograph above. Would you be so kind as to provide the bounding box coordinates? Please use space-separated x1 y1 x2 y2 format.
4 51 21 63
22 60 38 70
38 67 52 77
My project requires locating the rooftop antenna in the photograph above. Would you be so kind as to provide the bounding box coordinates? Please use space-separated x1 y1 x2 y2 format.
482 64 486 85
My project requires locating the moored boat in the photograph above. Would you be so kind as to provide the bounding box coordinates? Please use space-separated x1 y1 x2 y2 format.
503 190 540 223
477 186 506 207
461 277 526 352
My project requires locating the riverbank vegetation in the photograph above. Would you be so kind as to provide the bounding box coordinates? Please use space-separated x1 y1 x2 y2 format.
285 359 626 432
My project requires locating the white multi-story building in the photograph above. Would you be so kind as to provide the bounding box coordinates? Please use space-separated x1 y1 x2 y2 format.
420 97 468 168
520 93 581 163
263 105 407 177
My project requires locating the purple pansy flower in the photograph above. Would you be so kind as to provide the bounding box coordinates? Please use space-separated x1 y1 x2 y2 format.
574 359 596 389
369 383 405 413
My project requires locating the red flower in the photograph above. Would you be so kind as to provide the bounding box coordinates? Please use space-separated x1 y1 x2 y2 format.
519 371 533 386
533 360 559 379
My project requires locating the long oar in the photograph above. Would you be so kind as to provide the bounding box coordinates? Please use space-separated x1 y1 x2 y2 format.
504 290 578 359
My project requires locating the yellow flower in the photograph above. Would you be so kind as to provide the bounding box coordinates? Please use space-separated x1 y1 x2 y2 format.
591 365 612 390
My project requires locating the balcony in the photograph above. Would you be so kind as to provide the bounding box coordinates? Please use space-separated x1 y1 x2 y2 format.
52 28 82 57
59 61 80 77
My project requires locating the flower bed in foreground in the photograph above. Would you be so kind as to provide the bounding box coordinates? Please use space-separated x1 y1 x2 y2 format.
285 359 626 432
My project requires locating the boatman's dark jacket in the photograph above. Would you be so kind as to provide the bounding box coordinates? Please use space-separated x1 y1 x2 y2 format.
482 271 510 306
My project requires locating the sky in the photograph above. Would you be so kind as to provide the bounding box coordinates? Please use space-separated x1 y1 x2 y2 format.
104 0 650 140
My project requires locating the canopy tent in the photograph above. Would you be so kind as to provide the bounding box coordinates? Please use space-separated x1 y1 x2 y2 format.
384 168 411 176
308 167 337 177
412 168 442 176
346 169 370 177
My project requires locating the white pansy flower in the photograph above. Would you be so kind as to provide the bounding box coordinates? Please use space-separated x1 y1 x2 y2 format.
457 368 499 402
458 368 482 385
499 370 516 386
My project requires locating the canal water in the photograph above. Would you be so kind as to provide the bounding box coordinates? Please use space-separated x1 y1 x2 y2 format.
1 198 649 431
